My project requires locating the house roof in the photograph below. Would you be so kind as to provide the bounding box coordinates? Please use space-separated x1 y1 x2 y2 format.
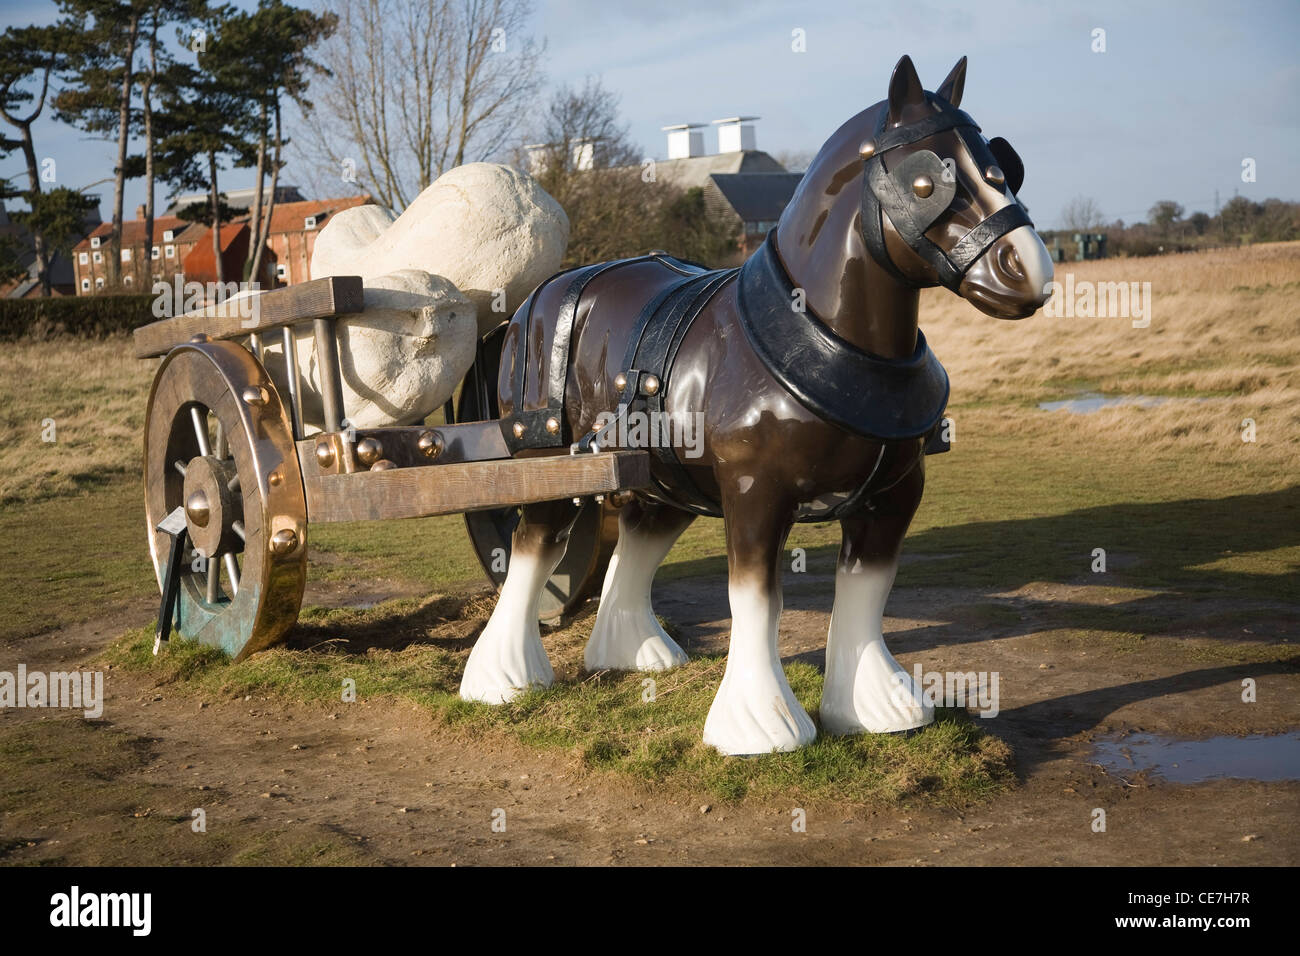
261 196 374 235
654 150 789 190
75 216 196 250
706 172 804 223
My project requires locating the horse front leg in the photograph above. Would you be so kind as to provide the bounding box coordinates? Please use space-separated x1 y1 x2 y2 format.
584 498 695 672
820 461 934 734
702 478 816 755
459 499 579 704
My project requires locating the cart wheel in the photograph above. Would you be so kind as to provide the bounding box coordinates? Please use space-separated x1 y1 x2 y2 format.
458 324 619 621
143 339 307 660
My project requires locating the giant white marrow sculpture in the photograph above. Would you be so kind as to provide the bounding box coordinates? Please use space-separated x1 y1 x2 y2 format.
261 162 569 432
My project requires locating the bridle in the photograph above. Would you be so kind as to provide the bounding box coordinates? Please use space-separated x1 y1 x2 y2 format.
860 94 1032 293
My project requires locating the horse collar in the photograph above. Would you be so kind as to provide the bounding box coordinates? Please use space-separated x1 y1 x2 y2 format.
736 234 949 442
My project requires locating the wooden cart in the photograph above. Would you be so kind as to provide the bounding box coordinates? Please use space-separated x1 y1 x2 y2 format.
136 276 647 660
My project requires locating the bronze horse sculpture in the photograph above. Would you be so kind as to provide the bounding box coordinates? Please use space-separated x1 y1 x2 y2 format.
460 55 1054 755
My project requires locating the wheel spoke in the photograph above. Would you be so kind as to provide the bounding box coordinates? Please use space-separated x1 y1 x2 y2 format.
214 419 228 459
231 520 245 541
191 407 211 456
173 459 188 477
205 553 219 604
223 553 240 596
227 473 241 494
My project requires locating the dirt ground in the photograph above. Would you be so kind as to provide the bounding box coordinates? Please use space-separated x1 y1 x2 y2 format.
2 565 1295 867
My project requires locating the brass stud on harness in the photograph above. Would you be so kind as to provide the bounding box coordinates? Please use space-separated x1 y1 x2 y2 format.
355 437 383 467
512 421 525 439
984 165 1005 186
315 441 335 468
241 385 268 407
614 372 628 392
545 417 560 435
371 459 397 471
642 375 660 396
912 174 934 199
858 139 876 159
417 429 444 460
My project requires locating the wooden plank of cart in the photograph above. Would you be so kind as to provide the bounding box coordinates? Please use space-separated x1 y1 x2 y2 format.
135 275 648 660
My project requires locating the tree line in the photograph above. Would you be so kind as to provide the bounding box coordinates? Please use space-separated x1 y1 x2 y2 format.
2 0 337 296
1055 193 1300 257
0 0 750 300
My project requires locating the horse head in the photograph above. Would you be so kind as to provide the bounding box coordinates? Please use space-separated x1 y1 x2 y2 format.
776 55 1053 336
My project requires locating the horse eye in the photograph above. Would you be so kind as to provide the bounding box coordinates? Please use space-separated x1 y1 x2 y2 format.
984 165 1005 186
912 174 934 198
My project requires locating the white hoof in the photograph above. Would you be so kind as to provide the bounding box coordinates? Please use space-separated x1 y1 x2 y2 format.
459 618 554 704
703 661 817 756
585 607 687 672
821 635 934 735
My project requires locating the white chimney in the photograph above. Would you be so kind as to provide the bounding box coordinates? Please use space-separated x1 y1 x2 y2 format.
662 123 705 159
713 116 759 153
523 143 548 178
571 137 595 171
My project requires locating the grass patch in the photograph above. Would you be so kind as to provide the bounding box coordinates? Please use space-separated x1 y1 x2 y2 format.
105 610 1014 809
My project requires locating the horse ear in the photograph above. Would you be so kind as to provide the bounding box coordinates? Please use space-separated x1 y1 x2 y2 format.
887 55 926 125
936 56 967 108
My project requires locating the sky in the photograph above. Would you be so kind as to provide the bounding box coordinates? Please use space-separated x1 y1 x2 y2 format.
2 0 1298 230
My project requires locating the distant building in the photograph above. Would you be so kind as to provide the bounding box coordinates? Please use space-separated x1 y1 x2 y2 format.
654 117 802 254
0 199 102 298
71 210 204 295
70 190 374 295
165 184 307 217
261 196 375 286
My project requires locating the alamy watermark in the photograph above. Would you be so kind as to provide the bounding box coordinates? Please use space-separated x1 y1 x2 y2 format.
591 409 704 459
1042 272 1152 328
0 665 104 719
152 277 262 327
889 665 1000 718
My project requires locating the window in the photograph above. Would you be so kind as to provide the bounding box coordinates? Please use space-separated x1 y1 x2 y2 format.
78 251 88 265
123 274 132 286
276 263 289 279
121 248 131 262
152 246 160 260
165 245 175 258
163 229 174 242
92 250 102 264
80 278 90 292
90 236 101 248
304 215 318 230
95 277 104 289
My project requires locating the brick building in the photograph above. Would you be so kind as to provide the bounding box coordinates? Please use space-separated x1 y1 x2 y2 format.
71 191 374 295
261 196 374 286
71 210 205 295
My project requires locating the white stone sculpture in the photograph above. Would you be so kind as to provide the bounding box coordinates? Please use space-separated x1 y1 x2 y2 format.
262 162 569 432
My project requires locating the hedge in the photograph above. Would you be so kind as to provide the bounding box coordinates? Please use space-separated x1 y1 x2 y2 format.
0 293 159 341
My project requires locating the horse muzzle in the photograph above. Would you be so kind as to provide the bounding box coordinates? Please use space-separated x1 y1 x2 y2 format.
958 225 1054 319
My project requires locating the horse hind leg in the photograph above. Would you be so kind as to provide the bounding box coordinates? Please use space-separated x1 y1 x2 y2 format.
459 499 579 704
584 499 694 672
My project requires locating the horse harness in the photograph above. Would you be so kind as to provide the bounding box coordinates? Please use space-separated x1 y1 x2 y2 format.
859 92 1032 292
498 231 955 520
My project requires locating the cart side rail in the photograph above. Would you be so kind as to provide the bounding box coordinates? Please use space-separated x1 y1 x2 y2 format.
132 275 364 359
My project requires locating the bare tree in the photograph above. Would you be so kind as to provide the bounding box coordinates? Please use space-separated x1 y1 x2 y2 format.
1060 195 1106 233
519 79 737 268
296 0 543 212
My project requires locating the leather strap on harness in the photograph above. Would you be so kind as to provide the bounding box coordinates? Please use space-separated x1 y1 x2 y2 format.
501 252 702 453
859 96 1034 292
